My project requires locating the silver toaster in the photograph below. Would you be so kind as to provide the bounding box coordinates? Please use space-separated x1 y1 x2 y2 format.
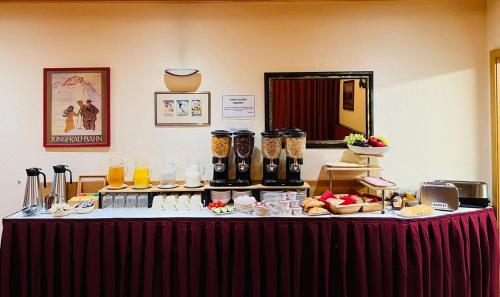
420 182 459 211
434 180 489 208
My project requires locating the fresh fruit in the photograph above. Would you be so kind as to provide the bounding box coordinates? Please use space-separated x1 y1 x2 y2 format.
365 135 389 147
353 140 369 147
373 135 389 146
344 134 367 145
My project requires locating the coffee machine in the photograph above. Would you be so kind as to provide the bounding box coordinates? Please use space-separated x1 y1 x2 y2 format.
233 130 255 186
210 130 232 186
284 129 306 186
23 168 46 209
261 130 282 186
51 165 72 204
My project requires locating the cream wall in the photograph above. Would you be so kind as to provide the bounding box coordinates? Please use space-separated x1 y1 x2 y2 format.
0 1 490 221
339 78 367 133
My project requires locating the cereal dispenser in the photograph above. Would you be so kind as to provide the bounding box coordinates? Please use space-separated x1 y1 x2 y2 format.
284 129 306 186
210 130 232 186
233 130 255 186
261 130 282 186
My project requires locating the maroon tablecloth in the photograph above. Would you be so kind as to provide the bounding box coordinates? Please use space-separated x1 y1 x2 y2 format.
1 208 498 297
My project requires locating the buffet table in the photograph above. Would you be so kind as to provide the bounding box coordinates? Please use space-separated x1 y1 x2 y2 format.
1 208 498 297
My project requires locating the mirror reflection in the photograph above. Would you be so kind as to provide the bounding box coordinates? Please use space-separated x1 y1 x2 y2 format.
265 72 373 148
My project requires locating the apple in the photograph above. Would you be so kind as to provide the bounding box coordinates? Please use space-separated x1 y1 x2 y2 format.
376 141 385 147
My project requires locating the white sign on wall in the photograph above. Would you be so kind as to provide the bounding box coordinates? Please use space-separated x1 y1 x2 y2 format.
222 95 255 119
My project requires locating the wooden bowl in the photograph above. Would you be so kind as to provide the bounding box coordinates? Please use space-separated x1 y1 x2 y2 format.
164 69 202 92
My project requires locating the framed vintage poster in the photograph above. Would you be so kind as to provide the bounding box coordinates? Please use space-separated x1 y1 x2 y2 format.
43 67 110 147
342 80 355 111
155 92 211 126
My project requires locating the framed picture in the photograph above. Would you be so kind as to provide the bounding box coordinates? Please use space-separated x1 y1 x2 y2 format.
155 92 211 126
343 80 355 111
43 67 110 147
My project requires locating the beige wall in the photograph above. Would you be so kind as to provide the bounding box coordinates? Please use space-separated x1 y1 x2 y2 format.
0 1 490 221
488 0 500 50
339 78 367 134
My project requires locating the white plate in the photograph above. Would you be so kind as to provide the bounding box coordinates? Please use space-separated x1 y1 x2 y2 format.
302 210 331 216
74 206 94 214
184 183 204 188
131 184 152 190
106 184 128 190
157 184 178 189
347 144 389 156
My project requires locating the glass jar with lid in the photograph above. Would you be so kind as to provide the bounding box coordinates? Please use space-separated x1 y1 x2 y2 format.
211 130 232 172
261 130 282 172
285 130 306 159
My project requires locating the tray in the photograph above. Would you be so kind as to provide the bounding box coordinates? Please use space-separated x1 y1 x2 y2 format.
208 209 236 216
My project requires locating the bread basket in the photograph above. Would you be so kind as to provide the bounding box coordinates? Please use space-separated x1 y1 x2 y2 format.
361 202 382 212
328 203 363 214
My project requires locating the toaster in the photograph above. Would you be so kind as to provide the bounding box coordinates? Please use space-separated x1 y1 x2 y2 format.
434 180 489 208
420 182 459 211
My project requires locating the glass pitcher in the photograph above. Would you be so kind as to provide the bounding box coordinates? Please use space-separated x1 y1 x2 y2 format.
133 159 151 188
108 158 126 188
185 159 204 187
159 159 176 186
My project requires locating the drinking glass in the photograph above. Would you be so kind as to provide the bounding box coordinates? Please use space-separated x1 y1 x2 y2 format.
114 195 125 208
137 195 149 208
108 158 126 188
102 195 114 208
125 195 137 208
133 159 151 188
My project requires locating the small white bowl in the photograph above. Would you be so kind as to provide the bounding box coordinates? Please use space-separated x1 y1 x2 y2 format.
347 144 389 155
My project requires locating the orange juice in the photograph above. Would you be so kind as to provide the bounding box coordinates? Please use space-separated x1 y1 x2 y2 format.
133 166 150 188
108 166 125 187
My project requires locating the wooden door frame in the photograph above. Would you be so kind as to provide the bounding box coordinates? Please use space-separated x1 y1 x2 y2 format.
490 49 500 225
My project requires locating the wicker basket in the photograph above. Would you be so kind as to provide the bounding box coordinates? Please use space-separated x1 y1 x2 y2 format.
328 203 363 214
361 202 382 212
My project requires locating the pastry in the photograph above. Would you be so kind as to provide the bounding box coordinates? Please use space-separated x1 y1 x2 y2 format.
399 204 433 217
301 197 315 207
304 199 325 211
308 207 329 215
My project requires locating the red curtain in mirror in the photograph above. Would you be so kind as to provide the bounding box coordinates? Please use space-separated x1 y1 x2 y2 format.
272 78 340 140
